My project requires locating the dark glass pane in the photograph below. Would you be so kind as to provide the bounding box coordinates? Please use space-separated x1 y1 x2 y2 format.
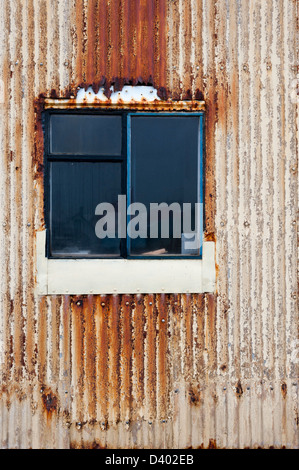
129 115 201 256
50 114 122 156
50 161 122 256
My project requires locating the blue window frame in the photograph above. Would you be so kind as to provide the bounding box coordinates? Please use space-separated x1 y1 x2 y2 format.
44 110 204 259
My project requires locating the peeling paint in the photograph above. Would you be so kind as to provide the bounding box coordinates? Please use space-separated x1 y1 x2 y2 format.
76 85 161 103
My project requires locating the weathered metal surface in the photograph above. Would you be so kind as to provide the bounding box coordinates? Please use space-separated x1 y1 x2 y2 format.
0 0 298 449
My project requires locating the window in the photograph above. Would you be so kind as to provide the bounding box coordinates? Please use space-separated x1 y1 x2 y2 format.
37 97 215 295
44 110 204 260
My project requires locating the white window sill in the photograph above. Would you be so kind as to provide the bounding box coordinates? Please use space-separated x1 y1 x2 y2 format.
36 230 216 295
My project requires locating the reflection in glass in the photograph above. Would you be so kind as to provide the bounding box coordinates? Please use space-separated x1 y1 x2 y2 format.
130 115 200 256
50 114 122 156
50 161 122 257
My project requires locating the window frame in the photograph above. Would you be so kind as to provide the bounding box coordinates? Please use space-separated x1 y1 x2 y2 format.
43 108 205 260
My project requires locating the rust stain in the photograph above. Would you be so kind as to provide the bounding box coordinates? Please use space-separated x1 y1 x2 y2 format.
69 438 221 450
132 294 145 420
184 294 193 380
206 294 217 372
194 295 205 379
37 297 47 386
41 388 58 418
70 440 106 450
157 294 168 420
201 0 217 236
108 295 121 425
33 95 47 231
69 0 168 98
95 296 109 424
84 296 97 420
215 262 219 285
208 439 217 449
145 294 157 420
204 98 216 235
205 232 216 242
72 295 86 425
44 95 205 110
281 382 287 399
29 0 204 102
120 295 133 422
181 0 192 99
236 381 243 398
188 385 201 407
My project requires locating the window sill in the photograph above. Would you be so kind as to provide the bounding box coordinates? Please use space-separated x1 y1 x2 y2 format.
36 230 216 295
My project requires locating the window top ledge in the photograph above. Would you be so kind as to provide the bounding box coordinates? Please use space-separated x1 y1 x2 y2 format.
44 99 205 112
44 85 205 111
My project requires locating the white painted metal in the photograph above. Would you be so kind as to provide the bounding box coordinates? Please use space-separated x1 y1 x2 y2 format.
36 230 216 295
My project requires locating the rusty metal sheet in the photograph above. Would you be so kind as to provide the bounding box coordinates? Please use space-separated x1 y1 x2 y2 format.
0 0 298 449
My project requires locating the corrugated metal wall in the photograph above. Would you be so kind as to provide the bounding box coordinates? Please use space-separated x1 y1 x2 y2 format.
0 0 298 448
